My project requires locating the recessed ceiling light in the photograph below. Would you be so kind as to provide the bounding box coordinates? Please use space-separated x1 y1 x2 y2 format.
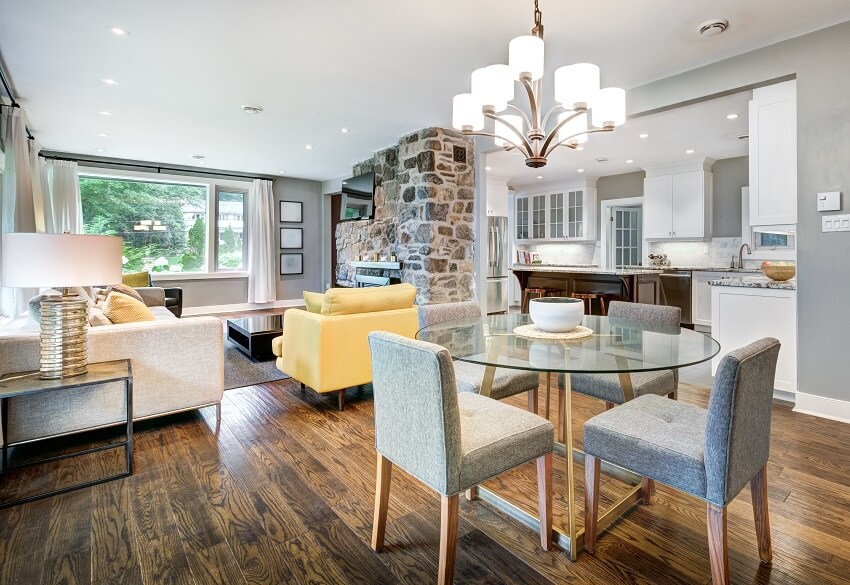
576 146 584 151
726 113 739 120
577 168 585 173
95 132 110 138
108 26 130 36
639 133 649 138
96 148 106 153
340 128 350 134
686 149 695 154
536 175 543 180
98 111 115 117
101 78 120 85
191 155 205 160
241 105 263 114
698 18 729 38
626 159 634 164
279 170 287 175
485 166 492 171
305 145 314 150
197 161 206 165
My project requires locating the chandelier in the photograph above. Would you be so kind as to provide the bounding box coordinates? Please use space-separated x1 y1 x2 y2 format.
451 0 625 168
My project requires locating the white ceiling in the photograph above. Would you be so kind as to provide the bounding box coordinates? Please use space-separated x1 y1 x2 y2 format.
1 0 848 181
490 90 752 188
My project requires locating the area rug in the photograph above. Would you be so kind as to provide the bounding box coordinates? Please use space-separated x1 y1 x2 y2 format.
224 340 288 390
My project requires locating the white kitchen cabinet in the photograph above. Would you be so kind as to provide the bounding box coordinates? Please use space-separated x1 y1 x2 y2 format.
749 80 797 226
692 271 728 329
515 179 597 242
711 285 797 395
643 161 713 240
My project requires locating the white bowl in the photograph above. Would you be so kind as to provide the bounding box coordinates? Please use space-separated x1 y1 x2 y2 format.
529 297 584 332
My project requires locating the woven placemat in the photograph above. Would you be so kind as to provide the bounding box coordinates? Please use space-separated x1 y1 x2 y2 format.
513 324 594 340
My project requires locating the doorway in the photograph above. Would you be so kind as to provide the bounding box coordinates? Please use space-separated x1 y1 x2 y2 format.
610 206 643 268
329 193 342 286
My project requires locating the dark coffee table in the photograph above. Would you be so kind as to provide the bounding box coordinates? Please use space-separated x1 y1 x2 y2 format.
226 315 283 361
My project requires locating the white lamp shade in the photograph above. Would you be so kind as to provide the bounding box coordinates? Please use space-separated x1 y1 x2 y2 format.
494 114 524 147
1 233 124 288
554 63 600 109
557 112 588 145
509 35 544 80
592 87 626 127
471 64 513 112
452 93 484 131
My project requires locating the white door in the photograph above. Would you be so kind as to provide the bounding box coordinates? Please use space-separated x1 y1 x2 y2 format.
643 175 673 239
672 171 705 238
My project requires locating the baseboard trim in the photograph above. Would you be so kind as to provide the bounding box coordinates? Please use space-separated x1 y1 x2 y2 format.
794 392 850 424
182 299 305 316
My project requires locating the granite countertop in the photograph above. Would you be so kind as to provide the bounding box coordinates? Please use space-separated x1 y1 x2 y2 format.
624 265 762 273
511 264 662 276
708 277 797 290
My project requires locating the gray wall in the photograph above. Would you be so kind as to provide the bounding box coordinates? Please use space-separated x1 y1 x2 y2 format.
156 277 247 308
629 21 850 402
712 156 748 237
274 177 323 299
596 171 645 236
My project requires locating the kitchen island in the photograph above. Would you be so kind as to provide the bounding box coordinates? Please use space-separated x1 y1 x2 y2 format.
511 264 664 308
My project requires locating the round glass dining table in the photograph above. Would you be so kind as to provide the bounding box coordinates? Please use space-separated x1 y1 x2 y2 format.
416 313 720 560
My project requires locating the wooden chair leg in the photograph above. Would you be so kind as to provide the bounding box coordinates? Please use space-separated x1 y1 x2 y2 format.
536 453 553 550
438 494 460 585
751 465 772 563
557 387 565 443
604 401 615 411
669 389 678 400
465 486 478 501
528 385 538 415
338 389 346 411
707 503 730 585
584 454 600 553
641 477 655 504
371 454 392 551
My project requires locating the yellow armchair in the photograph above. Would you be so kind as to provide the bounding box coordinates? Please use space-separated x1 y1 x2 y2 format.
272 284 419 410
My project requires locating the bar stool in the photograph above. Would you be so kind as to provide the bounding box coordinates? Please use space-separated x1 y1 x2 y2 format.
522 287 563 313
570 292 609 316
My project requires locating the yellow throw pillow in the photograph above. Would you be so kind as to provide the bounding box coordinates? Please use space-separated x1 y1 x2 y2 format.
303 291 324 313
101 291 156 324
321 283 416 316
122 271 150 288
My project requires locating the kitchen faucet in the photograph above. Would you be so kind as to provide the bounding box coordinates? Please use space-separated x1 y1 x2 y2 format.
738 243 752 269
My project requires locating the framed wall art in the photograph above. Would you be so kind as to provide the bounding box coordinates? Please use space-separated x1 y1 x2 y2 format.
280 200 303 223
280 227 303 249
280 253 303 275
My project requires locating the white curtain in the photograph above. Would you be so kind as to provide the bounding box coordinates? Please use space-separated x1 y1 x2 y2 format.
45 159 83 234
0 107 40 318
246 179 276 303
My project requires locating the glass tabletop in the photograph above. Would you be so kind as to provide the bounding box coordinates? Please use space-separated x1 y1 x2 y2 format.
416 314 720 374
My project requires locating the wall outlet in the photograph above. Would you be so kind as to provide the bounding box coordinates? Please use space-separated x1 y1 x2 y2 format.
817 191 841 212
822 214 850 232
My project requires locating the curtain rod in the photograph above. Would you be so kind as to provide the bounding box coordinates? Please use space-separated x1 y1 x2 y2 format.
40 153 276 182
0 60 36 140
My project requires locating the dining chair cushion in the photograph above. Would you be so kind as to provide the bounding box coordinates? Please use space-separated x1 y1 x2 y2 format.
584 394 709 499
453 360 539 401
457 392 554 489
570 369 676 404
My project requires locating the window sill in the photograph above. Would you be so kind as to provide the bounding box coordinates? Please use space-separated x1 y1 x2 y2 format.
150 271 249 282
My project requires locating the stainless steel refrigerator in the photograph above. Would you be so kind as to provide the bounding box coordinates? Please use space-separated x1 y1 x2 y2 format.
486 216 509 314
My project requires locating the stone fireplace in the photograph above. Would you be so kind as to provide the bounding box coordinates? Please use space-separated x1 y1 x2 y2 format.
335 127 476 305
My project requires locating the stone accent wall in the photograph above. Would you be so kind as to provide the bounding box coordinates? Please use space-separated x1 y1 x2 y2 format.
336 128 475 304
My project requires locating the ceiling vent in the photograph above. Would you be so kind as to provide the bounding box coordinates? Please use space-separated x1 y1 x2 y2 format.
241 105 263 114
698 19 729 38
738 133 749 141
595 157 608 163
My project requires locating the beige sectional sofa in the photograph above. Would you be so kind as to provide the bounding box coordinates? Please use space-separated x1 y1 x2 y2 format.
0 295 224 445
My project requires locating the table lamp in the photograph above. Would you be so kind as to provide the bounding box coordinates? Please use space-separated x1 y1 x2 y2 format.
1 233 123 379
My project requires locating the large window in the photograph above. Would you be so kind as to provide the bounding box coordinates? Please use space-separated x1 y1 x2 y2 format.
80 174 248 274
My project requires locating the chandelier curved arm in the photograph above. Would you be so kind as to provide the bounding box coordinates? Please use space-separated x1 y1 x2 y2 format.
461 130 528 156
540 103 567 133
543 126 615 156
539 109 585 156
484 111 534 156
518 76 541 131
504 104 533 136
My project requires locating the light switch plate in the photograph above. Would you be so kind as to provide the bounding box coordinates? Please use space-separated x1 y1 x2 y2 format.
822 214 850 232
817 191 841 212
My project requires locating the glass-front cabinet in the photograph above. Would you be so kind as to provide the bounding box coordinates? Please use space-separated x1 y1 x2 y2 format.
514 179 597 242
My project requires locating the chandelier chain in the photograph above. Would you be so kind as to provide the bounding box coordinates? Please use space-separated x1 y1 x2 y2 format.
533 0 542 32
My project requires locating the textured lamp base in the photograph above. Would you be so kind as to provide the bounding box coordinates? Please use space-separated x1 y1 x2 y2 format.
39 295 89 379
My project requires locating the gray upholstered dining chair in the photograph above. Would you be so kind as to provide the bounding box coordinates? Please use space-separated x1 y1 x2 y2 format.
418 301 542 412
368 331 554 585
583 337 781 585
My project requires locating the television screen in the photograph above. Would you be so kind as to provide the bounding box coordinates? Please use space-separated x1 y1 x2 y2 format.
340 172 375 221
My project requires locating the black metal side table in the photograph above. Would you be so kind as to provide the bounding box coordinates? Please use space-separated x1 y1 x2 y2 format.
0 359 133 508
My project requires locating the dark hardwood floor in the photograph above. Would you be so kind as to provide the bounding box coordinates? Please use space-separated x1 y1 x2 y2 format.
2 376 850 584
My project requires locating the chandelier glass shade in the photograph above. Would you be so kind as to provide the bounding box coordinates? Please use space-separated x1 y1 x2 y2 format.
452 0 626 168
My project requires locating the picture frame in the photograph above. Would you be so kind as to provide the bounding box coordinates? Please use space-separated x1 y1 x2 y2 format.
280 227 303 249
280 253 303 275
280 200 303 223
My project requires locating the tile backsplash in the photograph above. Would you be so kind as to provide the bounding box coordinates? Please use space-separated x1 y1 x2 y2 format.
519 242 600 265
648 238 743 268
